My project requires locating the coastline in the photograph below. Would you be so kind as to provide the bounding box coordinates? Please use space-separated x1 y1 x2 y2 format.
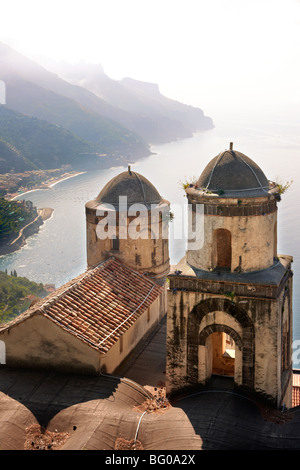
37 207 54 222
8 171 86 201
1 171 83 256
48 171 86 188
0 207 54 256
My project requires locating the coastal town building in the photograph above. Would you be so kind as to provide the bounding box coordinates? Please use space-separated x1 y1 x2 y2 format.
0 168 169 374
166 144 294 408
0 257 164 374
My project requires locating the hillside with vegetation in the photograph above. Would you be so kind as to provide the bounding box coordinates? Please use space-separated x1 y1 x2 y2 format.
0 106 102 172
0 197 38 242
0 138 32 173
0 42 150 166
0 270 47 323
4 81 149 163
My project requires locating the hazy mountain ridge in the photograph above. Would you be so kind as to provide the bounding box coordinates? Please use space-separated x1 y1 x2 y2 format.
0 42 213 173
48 61 214 144
0 106 98 172
0 43 150 165
5 79 147 155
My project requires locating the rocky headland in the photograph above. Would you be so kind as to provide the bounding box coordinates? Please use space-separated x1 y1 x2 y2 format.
0 207 53 256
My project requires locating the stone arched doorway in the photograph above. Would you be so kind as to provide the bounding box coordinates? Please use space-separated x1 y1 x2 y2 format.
198 324 242 384
187 298 254 388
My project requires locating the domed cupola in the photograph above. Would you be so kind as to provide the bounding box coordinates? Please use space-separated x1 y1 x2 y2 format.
85 166 170 280
197 144 270 198
96 168 163 207
185 143 279 273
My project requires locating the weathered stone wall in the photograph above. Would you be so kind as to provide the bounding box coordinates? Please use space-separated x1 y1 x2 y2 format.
166 290 253 393
166 263 293 407
279 274 294 408
187 210 277 273
185 192 278 273
86 202 170 279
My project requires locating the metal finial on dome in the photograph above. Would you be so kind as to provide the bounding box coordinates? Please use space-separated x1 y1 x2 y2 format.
230 142 233 150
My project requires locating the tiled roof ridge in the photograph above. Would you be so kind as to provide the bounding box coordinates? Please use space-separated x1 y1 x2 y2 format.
40 258 114 313
0 257 163 354
97 282 156 349
42 258 162 352
103 256 163 288
0 258 113 331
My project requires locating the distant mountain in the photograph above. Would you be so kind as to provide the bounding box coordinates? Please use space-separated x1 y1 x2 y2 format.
5 79 149 158
45 61 214 144
0 42 213 173
0 138 32 173
0 43 150 161
0 106 99 172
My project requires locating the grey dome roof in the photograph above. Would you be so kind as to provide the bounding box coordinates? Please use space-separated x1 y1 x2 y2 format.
197 149 270 197
96 169 162 206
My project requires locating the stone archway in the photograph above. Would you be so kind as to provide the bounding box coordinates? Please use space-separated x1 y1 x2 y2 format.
187 297 254 388
199 324 242 382
199 323 242 348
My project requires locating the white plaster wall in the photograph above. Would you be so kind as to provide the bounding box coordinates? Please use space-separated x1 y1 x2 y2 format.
100 296 162 374
0 314 100 374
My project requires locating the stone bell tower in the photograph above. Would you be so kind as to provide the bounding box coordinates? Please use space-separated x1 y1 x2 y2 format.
166 144 293 408
85 166 170 283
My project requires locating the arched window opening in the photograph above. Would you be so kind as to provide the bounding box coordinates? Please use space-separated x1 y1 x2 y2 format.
213 229 232 270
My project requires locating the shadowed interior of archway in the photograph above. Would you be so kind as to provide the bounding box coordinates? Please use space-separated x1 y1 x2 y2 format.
199 324 241 380
210 331 235 377
187 298 254 389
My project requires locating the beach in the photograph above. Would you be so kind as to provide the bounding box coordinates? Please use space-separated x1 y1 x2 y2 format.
47 171 86 188
8 171 86 201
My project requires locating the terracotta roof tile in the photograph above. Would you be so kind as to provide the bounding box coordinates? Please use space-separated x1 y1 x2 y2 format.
293 373 300 407
293 372 300 387
293 387 300 408
1 257 163 354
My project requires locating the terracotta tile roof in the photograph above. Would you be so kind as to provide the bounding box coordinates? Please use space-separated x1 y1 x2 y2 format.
293 372 300 387
293 372 300 407
1 258 163 354
293 387 300 408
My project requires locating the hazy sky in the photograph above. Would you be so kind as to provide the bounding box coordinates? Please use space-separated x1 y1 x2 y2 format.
1 0 300 122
